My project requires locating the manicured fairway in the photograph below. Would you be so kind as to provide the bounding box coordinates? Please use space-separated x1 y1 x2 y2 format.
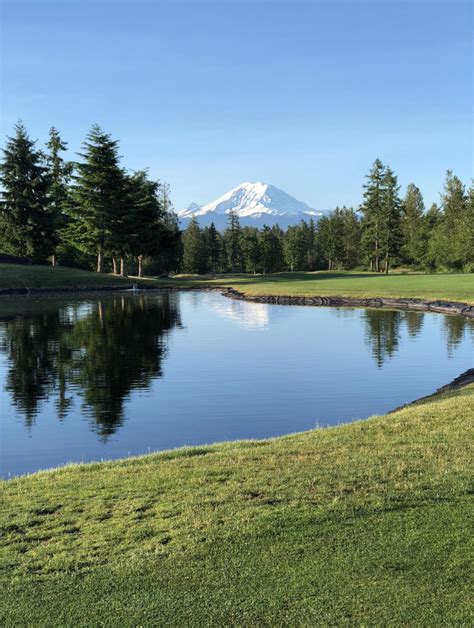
1 385 472 626
159 271 474 304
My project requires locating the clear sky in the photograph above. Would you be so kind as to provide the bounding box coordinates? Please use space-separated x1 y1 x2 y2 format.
1 0 472 211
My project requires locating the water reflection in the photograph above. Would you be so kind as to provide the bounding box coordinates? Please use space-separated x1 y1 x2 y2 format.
443 314 474 356
1 294 473 440
363 308 474 367
211 298 270 330
0 293 180 437
363 309 401 367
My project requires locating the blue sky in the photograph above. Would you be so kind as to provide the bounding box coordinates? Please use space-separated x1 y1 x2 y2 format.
1 0 472 211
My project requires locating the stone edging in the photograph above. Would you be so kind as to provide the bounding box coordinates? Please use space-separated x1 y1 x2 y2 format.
221 287 474 318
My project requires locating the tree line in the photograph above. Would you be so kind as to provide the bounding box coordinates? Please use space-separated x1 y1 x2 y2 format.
182 161 473 275
1 122 472 276
0 122 180 276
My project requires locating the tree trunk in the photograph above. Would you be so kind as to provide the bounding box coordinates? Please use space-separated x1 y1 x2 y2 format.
97 248 103 273
112 257 117 275
138 255 143 278
120 257 126 277
385 255 389 275
51 255 57 267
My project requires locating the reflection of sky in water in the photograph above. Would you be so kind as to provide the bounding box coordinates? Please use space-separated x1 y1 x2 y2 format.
210 298 271 330
1 290 473 478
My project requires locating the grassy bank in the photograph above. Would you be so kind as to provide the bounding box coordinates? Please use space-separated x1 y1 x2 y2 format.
1 264 473 304
0 263 148 290
1 385 472 626
158 271 474 304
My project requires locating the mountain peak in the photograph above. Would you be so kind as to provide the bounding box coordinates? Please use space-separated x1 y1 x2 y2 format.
178 181 324 228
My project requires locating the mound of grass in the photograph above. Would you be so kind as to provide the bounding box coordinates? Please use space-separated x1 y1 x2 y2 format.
1 385 472 625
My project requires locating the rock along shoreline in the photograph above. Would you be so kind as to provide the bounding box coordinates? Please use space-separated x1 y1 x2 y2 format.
221 287 474 318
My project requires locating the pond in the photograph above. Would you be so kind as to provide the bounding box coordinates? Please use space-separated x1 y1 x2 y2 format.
1 290 473 477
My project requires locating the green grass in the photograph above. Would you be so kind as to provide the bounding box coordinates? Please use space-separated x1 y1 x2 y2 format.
157 271 474 304
1 386 473 626
0 263 149 290
1 265 473 304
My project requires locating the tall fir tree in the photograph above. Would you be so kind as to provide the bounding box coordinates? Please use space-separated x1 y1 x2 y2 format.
340 207 361 269
240 226 261 274
379 166 401 274
0 121 52 260
204 222 222 273
125 171 169 277
359 158 385 271
259 225 284 273
182 216 207 273
317 209 345 270
67 124 125 272
45 127 73 266
284 223 307 271
428 171 467 270
400 183 426 266
224 209 243 272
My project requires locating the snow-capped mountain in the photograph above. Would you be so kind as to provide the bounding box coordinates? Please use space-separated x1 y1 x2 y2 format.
178 182 324 229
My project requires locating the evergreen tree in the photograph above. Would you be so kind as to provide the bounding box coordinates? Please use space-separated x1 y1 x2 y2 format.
359 159 385 271
400 183 426 266
259 225 284 273
305 218 319 270
428 171 467 270
182 216 207 273
341 207 361 269
317 209 345 270
125 171 171 277
67 124 126 272
45 127 73 266
224 209 243 272
461 183 474 270
379 167 402 274
0 122 52 260
203 222 222 273
240 226 261 274
284 223 307 271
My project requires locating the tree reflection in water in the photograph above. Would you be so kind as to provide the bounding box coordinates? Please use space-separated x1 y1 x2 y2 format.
0 293 181 438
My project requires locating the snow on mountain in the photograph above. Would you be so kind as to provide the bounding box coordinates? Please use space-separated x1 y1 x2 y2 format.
178 182 324 228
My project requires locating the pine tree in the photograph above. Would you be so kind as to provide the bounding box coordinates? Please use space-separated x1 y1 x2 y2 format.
400 183 426 266
340 207 361 269
284 223 307 271
379 167 402 274
259 225 284 273
317 209 345 270
0 121 52 260
125 171 169 277
305 218 319 270
203 222 222 273
224 209 243 272
240 227 260 274
182 216 207 273
428 171 467 270
67 124 126 272
45 127 73 266
359 159 385 271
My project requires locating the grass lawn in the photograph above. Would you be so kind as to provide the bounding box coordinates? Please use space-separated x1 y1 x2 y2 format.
157 271 474 304
0 263 149 290
1 264 473 303
1 385 472 626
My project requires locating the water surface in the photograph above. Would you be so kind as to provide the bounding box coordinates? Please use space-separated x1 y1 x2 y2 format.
1 291 472 477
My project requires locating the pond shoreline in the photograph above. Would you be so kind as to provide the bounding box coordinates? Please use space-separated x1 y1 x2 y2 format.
2 283 473 318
